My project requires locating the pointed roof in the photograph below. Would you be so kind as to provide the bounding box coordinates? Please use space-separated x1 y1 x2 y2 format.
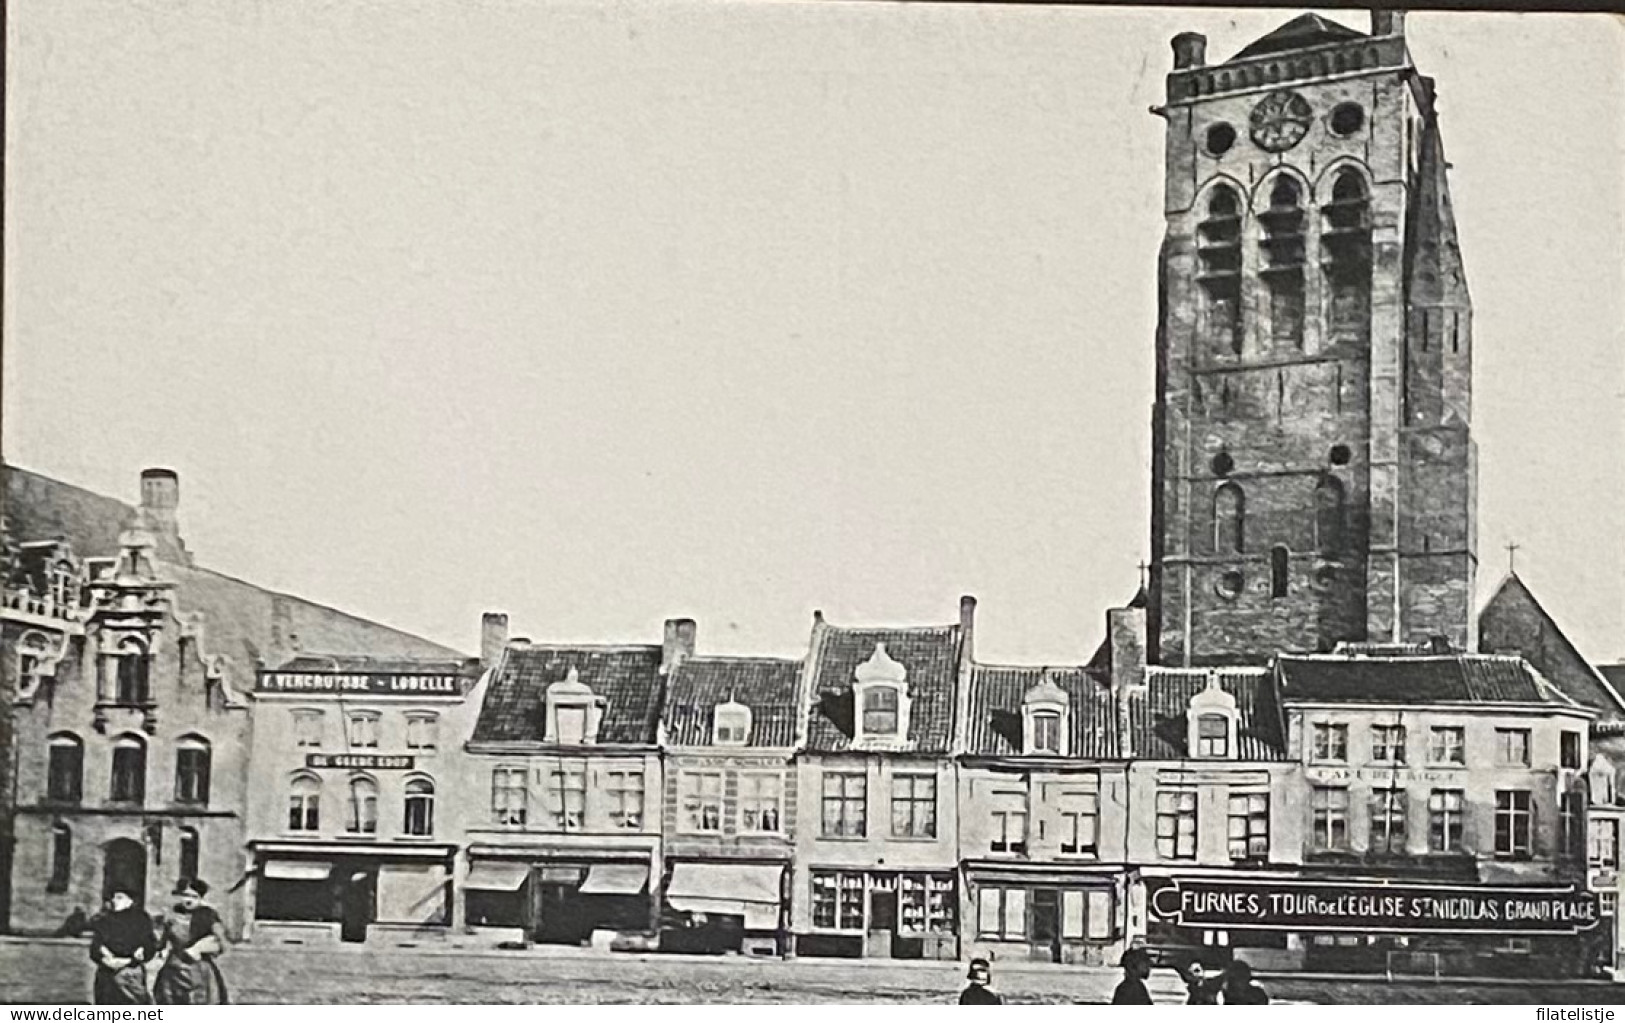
1479 573 1625 717
1232 14 1367 62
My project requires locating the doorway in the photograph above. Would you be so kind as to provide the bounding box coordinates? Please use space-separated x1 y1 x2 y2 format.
339 867 376 943
867 889 897 959
102 839 147 906
1031 888 1063 963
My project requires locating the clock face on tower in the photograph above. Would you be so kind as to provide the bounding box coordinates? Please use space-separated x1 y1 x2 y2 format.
1249 90 1314 152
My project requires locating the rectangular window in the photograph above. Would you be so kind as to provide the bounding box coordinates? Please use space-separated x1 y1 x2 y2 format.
1197 715 1229 757
1032 712 1063 754
1369 788 1407 854
991 810 1028 855
1591 819 1619 869
680 771 724 834
1312 723 1348 763
1156 790 1198 860
1562 731 1583 770
46 742 83 803
547 766 586 831
1310 787 1349 851
406 714 439 752
174 746 211 805
1495 789 1533 859
1002 888 1028 940
1429 727 1466 765
1060 794 1100 855
1496 729 1532 768
492 767 528 828
346 713 380 750
740 772 783 834
862 686 900 737
292 710 324 749
554 705 588 745
1603 892 1618 917
897 874 955 935
1062 889 1086 940
1371 725 1407 765
812 871 865 930
1428 789 1465 852
1227 792 1269 861
821 772 867 838
890 774 937 838
1086 889 1114 941
605 769 644 830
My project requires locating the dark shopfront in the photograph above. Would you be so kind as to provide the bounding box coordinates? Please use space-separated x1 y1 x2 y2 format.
251 843 457 943
1145 876 1604 979
464 854 655 946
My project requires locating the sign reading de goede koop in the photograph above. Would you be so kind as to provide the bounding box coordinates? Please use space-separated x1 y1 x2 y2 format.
1149 878 1602 934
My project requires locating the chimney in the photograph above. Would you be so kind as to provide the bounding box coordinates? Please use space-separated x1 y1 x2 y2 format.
138 468 186 556
1370 9 1406 38
481 612 509 670
1171 32 1207 70
662 617 697 674
959 595 978 662
1107 605 1147 693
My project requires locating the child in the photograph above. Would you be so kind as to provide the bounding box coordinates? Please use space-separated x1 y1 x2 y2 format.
959 957 1003 1004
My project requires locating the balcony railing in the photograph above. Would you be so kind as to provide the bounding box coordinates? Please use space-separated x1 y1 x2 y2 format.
2 585 83 624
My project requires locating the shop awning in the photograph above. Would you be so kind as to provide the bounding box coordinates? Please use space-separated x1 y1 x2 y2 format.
578 862 648 896
666 863 783 930
262 860 333 881
463 861 531 892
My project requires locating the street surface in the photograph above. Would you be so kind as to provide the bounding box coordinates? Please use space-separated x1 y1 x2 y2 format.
4 940 1625 1004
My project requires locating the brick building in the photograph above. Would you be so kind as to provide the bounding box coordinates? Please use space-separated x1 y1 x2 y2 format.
1146 10 1478 667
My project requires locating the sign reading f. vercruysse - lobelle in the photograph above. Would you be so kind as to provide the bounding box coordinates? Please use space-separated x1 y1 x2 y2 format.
1148 878 1602 934
256 672 462 697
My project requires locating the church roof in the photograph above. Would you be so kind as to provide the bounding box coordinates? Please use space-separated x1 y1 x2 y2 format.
1231 14 1368 62
1478 573 1625 717
1276 652 1587 710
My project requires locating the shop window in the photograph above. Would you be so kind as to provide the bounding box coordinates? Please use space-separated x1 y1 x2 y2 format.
110 734 146 803
174 735 211 805
821 772 867 838
46 733 83 803
288 774 321 832
977 886 1027 941
811 871 866 930
898 874 956 935
891 774 937 839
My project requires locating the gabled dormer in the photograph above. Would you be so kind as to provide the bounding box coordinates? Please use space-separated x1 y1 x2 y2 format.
1186 672 1239 759
545 667 606 745
1021 676 1071 756
713 698 752 746
852 642 912 747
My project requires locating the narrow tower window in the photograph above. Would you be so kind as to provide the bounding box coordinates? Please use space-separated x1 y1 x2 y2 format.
1270 545 1290 598
1323 169 1372 346
1214 482 1246 554
1315 475 1347 554
1260 177 1306 350
1197 186 1243 356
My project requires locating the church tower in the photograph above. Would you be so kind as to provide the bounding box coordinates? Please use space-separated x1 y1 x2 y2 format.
1146 10 1477 667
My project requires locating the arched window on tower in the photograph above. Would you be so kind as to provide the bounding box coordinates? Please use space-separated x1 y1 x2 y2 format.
1198 185 1244 355
1260 176 1306 350
1271 545 1291 598
1322 169 1372 344
48 824 72 893
1214 482 1246 554
1315 475 1347 555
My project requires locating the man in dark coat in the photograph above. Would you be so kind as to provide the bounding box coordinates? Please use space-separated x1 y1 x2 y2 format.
1111 947 1155 1004
89 890 158 1005
959 957 1003 1004
1219 960 1270 1005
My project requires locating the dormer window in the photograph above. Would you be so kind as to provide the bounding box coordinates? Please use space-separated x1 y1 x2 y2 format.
852 643 912 746
1186 672 1239 760
1021 677 1071 756
545 667 606 745
713 700 751 746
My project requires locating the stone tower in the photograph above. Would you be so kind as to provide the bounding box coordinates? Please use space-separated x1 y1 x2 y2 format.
1146 10 1476 667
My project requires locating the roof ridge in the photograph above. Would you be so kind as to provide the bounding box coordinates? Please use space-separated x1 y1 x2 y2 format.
512 643 661 653
680 654 802 665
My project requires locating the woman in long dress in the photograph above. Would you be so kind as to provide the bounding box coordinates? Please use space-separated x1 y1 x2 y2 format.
152 879 230 1005
89 890 158 1005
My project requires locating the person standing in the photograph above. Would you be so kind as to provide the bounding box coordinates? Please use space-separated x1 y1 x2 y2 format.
1111 947 1155 1005
1177 960 1221 1005
88 890 158 1005
958 958 1003 1004
1219 960 1269 1005
152 879 230 1005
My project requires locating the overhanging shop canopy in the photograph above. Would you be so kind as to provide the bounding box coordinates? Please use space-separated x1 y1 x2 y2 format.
666 863 783 930
578 862 649 896
463 862 531 892
262 860 333 881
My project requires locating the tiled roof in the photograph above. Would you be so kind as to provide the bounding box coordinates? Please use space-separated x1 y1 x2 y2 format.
1276 654 1584 708
964 665 1121 759
1128 668 1287 761
804 623 963 753
471 645 663 745
1479 574 1625 716
664 656 804 748
1232 13 1366 62
1603 665 1625 697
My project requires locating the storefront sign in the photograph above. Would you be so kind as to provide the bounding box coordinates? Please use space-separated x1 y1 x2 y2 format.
306 754 415 770
1304 765 1467 785
1148 878 1601 935
256 672 462 697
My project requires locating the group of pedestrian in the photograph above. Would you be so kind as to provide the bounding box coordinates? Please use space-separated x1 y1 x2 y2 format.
88 878 230 1005
957 946 1270 1005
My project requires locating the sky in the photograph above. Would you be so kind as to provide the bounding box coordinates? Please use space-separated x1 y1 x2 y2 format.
4 2 1622 665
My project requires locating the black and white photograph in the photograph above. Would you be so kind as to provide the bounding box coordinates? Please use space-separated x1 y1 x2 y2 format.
0 0 1621 1005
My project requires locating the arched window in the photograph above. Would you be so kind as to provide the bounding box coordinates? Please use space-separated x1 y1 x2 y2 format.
1214 482 1246 554
46 733 83 803
1323 168 1372 343
48 824 72 893
288 774 321 832
1271 545 1291 598
174 735 211 805
1261 176 1306 349
404 777 435 837
1315 475 1347 554
178 826 200 881
115 638 150 706
1198 185 1244 355
713 702 752 746
109 734 146 803
346 776 379 835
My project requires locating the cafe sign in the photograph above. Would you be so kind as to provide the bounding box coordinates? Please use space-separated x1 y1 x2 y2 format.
305 754 414 771
1148 878 1601 935
257 672 462 698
